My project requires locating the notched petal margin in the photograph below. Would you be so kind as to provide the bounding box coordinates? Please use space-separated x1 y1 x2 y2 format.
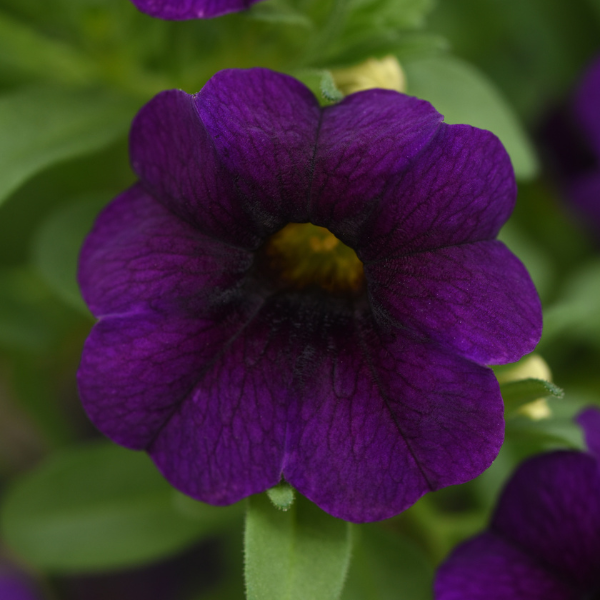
282 314 504 523
356 124 516 260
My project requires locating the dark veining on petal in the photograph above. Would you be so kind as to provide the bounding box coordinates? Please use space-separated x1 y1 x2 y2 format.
352 309 435 492
145 293 269 450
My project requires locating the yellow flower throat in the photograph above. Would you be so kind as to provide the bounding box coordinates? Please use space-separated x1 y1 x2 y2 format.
259 223 365 295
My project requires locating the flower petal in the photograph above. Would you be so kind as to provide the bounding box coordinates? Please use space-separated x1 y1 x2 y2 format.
196 68 322 226
491 451 600 588
574 57 600 158
130 89 261 248
308 90 443 242
365 240 541 365
78 298 264 450
79 185 253 318
568 170 600 233
576 406 600 460
355 124 516 260
131 0 260 19
283 314 504 523
79 289 503 516
146 305 295 505
0 575 43 600
434 533 577 600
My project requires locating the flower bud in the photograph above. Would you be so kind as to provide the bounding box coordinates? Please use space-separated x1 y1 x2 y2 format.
331 56 406 95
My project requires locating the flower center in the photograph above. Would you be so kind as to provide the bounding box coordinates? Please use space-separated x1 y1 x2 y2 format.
257 223 365 295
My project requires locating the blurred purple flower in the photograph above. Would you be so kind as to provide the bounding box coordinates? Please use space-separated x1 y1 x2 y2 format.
569 57 600 229
434 406 600 600
542 56 600 233
0 566 44 600
130 0 263 19
77 68 541 523
61 541 219 600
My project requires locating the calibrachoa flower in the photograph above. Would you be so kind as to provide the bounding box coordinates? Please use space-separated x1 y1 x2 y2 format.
0 565 43 600
569 57 600 231
77 68 541 523
130 0 263 20
542 56 600 234
434 407 600 600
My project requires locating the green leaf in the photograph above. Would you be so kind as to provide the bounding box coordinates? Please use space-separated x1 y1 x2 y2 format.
505 417 585 450
505 392 588 451
501 378 564 415
9 355 76 447
318 31 447 70
341 525 433 600
345 0 434 32
266 482 295 511
191 527 245 600
0 441 241 572
497 222 555 302
0 86 136 206
403 55 539 181
586 0 600 23
32 194 110 312
316 0 440 66
171 491 244 524
541 260 600 347
426 0 600 123
245 493 352 600
0 267 78 352
246 0 313 27
0 12 96 84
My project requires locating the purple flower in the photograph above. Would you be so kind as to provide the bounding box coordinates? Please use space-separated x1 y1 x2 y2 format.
541 56 600 233
434 407 600 600
130 0 263 19
77 68 541 523
0 567 44 600
569 57 600 229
